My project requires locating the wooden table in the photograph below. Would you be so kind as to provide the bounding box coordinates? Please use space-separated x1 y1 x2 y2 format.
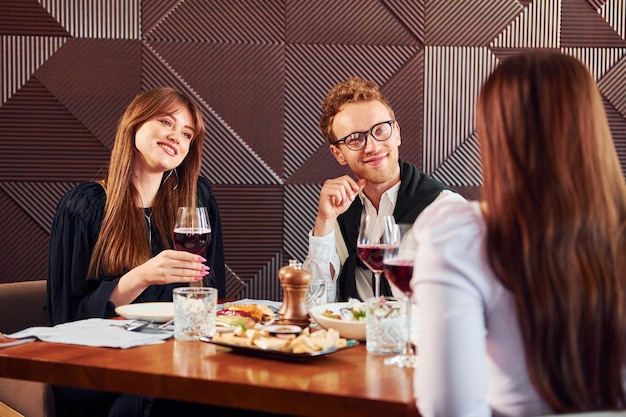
0 336 419 417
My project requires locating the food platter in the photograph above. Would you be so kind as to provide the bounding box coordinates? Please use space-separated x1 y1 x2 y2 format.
200 336 359 362
115 302 174 323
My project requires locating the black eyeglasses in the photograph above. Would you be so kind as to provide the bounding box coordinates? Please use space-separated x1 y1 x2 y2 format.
331 120 394 151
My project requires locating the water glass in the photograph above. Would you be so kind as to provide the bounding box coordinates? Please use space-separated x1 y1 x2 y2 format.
365 296 405 353
306 280 327 309
173 287 217 341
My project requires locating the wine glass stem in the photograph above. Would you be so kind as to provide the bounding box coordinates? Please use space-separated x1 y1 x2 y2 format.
374 273 381 298
403 295 412 356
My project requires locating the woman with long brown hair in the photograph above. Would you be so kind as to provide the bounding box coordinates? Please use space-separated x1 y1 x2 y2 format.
46 87 225 416
411 51 626 416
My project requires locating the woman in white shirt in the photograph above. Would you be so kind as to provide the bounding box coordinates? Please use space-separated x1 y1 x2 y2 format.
412 50 626 416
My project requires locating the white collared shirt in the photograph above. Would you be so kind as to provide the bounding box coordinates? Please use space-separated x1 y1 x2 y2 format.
303 186 460 302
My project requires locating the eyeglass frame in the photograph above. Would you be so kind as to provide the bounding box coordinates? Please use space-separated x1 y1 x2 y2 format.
330 120 395 151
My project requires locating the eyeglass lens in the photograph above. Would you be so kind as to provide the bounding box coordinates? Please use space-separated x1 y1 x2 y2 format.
343 121 393 151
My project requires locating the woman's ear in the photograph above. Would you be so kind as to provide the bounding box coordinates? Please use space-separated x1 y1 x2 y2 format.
329 145 348 166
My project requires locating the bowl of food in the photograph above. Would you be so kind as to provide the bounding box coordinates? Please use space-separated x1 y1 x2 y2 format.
309 300 366 340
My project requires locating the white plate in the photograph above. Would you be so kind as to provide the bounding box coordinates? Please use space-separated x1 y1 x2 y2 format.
264 324 302 335
115 302 174 323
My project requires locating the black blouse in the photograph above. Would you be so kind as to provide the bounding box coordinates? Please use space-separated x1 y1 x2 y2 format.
46 176 226 325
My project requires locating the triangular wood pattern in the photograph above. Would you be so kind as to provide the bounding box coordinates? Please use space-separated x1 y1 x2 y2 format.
562 0 626 47
0 182 77 232
599 0 626 40
562 47 626 81
0 79 110 182
0 0 69 36
35 38 143 150
598 54 626 116
39 0 140 39
426 0 523 46
603 97 626 176
286 0 418 45
147 41 285 177
283 184 322 262
491 0 561 48
0 188 49 283
1 36 68 103
382 0 425 42
142 43 282 185
432 132 483 187
423 46 498 174
145 0 284 44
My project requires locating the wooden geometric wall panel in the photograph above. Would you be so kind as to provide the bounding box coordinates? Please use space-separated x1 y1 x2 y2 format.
561 0 625 47
1 35 68 103
600 0 625 41
425 0 523 46
0 188 49 283
492 0 561 48
1 0 625 302
422 46 498 177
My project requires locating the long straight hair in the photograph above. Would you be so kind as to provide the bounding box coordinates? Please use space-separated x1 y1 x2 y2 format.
88 87 206 278
477 51 626 411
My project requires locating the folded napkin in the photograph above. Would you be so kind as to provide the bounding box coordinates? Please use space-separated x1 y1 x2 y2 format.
7 318 172 349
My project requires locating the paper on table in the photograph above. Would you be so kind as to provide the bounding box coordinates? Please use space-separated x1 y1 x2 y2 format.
6 318 172 349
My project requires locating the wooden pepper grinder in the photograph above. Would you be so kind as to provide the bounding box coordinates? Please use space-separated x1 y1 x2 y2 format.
277 260 311 327
277 259 299 320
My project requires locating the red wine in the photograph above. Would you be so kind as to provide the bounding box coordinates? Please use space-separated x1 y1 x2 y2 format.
357 244 389 274
174 228 211 255
383 258 414 295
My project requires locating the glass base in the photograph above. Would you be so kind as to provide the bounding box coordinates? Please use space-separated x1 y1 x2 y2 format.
383 354 418 368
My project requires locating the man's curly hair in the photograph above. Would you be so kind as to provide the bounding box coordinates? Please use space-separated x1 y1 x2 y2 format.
319 76 395 145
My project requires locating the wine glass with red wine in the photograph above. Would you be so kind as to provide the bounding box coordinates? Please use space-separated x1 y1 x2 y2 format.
382 223 418 368
174 207 211 288
357 214 397 298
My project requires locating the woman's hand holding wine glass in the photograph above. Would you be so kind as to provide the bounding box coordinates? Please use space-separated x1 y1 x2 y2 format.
174 207 211 288
382 223 418 368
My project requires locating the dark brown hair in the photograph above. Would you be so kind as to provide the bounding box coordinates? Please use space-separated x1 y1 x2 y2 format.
477 50 626 411
319 76 394 144
88 87 206 278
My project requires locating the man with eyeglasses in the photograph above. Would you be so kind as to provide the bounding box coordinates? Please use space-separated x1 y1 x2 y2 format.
303 76 464 302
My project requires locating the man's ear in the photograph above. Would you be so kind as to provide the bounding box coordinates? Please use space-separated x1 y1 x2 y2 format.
396 121 401 146
329 145 348 166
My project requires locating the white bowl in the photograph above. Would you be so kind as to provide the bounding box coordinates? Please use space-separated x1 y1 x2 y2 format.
309 302 366 341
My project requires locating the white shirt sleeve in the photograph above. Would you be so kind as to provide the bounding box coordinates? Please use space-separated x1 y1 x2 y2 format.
302 229 340 302
411 198 491 417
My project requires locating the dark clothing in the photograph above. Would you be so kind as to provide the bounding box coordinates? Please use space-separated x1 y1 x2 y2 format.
46 176 226 417
46 176 225 326
337 160 452 301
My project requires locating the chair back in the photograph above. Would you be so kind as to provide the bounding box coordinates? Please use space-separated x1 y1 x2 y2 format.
0 280 55 417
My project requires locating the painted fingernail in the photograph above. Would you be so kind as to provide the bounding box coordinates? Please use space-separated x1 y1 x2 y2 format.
198 256 207 262
194 276 203 281
201 265 210 271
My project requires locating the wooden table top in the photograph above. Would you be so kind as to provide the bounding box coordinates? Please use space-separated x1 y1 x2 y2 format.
0 336 419 417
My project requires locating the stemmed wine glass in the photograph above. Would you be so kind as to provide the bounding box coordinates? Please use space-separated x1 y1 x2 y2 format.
174 207 211 288
382 223 418 368
357 214 397 298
